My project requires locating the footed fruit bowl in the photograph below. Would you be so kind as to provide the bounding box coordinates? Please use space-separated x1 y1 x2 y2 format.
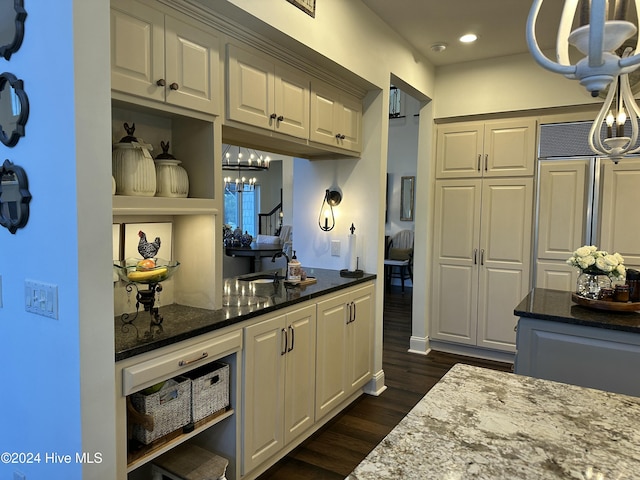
113 257 180 284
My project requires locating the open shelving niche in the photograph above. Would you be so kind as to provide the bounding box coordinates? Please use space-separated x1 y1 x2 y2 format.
112 100 223 314
112 99 232 478
124 351 240 479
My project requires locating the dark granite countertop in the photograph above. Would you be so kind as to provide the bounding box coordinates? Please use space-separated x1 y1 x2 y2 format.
514 288 640 333
115 268 376 362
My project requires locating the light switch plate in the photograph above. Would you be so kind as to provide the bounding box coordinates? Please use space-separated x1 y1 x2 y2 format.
25 280 58 319
331 240 340 256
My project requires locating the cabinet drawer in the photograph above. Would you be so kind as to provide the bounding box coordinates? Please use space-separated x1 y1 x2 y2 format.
122 330 242 395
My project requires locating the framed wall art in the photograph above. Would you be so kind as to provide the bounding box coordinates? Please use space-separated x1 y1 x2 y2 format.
123 222 172 260
286 0 315 18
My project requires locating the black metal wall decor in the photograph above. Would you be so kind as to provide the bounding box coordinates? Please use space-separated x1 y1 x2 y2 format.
0 159 31 233
0 0 27 61
0 72 29 147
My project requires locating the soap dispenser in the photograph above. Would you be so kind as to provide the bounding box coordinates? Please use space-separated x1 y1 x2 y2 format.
288 251 301 282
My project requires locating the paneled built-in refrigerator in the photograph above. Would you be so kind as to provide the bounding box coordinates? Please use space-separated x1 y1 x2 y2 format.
535 121 640 291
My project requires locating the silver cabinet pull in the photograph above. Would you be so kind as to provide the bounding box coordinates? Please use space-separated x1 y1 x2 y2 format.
473 248 478 265
484 154 488 171
178 352 208 367
477 154 481 172
480 249 485 265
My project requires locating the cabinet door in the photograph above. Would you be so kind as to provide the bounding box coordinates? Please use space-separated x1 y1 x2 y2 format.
535 160 590 289
227 45 275 130
435 122 483 178
315 292 348 420
164 16 219 114
476 178 533 352
347 284 373 392
483 119 536 177
110 0 165 102
274 65 310 139
310 81 340 146
337 92 363 152
431 180 482 345
599 158 640 269
243 314 286 473
284 305 316 444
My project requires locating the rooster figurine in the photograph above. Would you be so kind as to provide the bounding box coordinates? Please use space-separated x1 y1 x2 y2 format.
138 230 161 259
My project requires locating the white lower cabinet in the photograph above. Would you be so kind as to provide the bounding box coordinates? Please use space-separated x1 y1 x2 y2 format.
242 304 316 474
315 284 374 420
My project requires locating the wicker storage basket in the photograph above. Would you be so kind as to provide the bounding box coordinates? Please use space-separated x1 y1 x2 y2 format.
185 362 230 423
130 377 191 445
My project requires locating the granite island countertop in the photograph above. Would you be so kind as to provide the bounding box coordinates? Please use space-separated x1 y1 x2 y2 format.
346 363 640 480
514 288 640 333
115 267 375 361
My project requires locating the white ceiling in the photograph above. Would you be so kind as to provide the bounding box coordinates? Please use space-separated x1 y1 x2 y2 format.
359 0 568 67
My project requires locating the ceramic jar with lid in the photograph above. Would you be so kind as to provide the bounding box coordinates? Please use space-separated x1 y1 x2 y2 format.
112 123 156 196
154 141 189 198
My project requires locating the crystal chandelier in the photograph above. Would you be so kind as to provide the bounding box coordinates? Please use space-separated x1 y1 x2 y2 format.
222 144 270 190
527 0 640 161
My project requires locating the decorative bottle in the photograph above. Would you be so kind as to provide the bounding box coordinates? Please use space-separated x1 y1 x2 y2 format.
287 251 301 282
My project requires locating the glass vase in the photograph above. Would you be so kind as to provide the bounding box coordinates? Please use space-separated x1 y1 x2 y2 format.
576 272 611 299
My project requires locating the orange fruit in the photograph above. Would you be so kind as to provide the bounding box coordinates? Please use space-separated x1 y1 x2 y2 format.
136 259 156 271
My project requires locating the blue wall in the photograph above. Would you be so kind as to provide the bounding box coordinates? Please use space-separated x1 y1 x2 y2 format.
0 1 112 478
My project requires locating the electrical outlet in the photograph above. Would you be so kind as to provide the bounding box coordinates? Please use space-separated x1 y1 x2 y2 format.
331 240 341 256
25 280 58 319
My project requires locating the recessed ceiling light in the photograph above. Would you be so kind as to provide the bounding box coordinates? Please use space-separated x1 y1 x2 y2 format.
459 33 478 43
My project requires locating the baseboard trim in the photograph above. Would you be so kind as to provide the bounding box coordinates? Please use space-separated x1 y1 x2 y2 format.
429 340 515 364
363 369 387 396
408 335 430 355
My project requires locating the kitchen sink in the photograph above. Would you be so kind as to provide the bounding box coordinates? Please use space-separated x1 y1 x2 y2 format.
238 273 282 283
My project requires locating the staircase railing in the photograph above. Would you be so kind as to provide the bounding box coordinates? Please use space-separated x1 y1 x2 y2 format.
259 189 283 235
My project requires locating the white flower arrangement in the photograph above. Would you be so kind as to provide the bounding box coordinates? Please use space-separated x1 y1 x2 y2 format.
566 245 626 280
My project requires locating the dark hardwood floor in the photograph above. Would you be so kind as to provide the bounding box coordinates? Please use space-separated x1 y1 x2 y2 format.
257 287 512 479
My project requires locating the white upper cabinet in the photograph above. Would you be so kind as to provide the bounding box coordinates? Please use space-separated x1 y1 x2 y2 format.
310 81 362 153
227 44 310 139
111 0 220 115
436 119 536 178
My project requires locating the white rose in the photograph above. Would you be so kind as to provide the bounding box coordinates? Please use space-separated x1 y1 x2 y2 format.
576 246 592 257
614 253 625 264
617 265 626 276
604 254 619 267
595 257 612 272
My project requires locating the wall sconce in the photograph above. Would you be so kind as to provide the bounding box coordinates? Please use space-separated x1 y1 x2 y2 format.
318 189 342 232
